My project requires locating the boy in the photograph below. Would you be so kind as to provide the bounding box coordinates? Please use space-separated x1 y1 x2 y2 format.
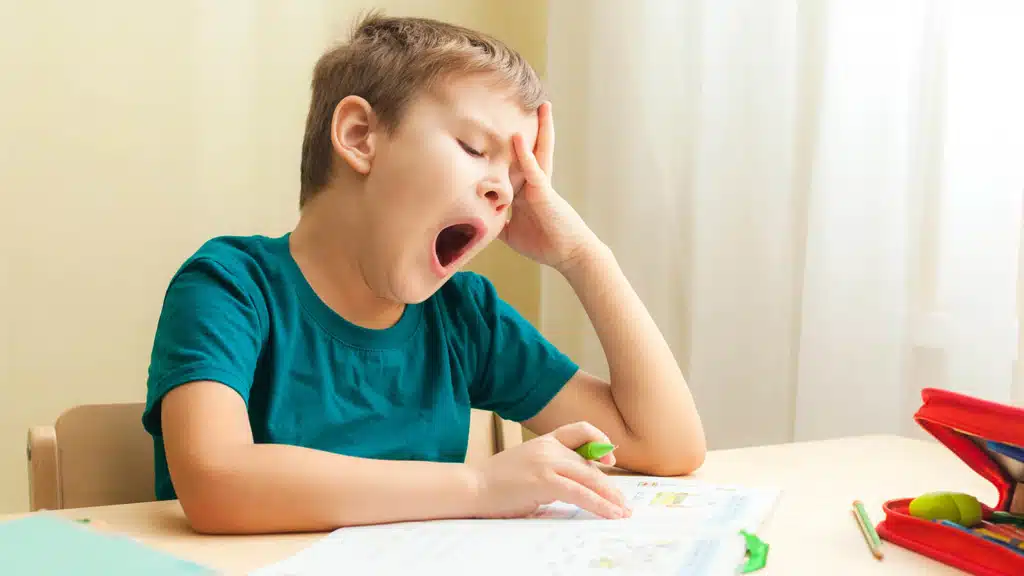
142 13 705 535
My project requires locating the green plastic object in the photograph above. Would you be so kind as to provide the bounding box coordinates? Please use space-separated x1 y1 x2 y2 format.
908 491 983 526
739 530 769 573
575 441 616 460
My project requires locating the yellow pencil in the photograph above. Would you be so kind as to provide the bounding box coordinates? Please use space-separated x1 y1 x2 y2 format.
852 500 884 560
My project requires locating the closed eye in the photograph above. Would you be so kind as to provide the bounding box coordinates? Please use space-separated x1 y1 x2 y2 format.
458 140 484 158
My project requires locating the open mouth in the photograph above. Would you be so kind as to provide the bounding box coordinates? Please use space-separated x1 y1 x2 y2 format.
434 222 481 270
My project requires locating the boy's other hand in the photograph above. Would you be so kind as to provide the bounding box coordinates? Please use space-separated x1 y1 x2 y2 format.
467 421 631 520
500 102 601 275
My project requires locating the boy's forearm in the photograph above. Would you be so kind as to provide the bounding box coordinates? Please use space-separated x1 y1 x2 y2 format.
180 443 479 534
561 240 706 473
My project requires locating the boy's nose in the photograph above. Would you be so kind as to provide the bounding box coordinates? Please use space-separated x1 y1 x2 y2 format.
479 181 512 213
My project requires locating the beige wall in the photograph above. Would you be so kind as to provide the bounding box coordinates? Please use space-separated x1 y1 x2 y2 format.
0 0 545 513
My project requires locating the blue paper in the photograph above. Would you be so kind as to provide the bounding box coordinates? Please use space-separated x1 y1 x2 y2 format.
0 514 214 576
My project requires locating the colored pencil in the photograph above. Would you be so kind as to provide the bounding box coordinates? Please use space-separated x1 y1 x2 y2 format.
939 520 1024 557
852 501 884 560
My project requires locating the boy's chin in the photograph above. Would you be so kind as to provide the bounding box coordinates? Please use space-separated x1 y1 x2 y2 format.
388 275 447 305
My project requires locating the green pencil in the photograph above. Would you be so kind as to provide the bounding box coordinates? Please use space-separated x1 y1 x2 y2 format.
991 511 1024 527
575 441 616 461
852 500 883 560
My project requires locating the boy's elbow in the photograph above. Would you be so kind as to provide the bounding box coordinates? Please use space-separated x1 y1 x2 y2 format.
182 491 248 535
181 485 288 535
639 433 707 477
659 444 706 477
184 504 236 535
174 464 250 535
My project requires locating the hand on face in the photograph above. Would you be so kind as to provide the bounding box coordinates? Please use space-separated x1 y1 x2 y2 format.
500 102 597 274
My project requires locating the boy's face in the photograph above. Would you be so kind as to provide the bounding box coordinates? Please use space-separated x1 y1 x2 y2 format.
349 74 538 304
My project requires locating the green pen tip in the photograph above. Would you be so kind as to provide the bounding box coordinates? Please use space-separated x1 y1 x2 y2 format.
575 442 617 460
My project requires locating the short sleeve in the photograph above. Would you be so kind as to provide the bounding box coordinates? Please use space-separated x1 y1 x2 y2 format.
463 274 579 422
141 256 265 437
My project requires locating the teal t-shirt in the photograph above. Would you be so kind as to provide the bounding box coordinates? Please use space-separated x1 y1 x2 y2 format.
141 234 578 500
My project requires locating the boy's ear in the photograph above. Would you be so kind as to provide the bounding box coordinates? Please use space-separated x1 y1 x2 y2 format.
330 95 378 175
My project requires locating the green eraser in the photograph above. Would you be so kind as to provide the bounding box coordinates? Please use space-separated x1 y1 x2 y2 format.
909 491 983 527
575 442 616 460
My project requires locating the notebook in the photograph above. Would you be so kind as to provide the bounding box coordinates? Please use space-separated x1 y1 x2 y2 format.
251 476 780 575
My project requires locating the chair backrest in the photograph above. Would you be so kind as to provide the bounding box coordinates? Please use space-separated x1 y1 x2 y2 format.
27 403 522 511
27 403 155 511
468 408 524 463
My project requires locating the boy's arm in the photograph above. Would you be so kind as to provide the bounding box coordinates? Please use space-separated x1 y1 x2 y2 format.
523 240 706 477
161 381 476 534
161 380 628 534
504 103 704 478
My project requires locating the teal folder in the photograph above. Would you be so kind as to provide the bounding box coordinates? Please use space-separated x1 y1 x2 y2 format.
0 514 215 575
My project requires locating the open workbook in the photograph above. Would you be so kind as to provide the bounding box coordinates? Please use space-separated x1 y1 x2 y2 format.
251 476 780 576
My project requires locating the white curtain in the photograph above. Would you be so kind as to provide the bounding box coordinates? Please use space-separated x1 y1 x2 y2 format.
543 0 1024 449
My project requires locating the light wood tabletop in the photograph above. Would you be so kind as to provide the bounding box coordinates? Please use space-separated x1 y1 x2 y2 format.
2 434 994 575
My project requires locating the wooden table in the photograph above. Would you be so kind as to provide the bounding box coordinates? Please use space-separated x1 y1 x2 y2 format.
2 435 995 574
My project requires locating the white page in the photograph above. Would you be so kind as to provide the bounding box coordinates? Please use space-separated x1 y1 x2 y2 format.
250 476 779 576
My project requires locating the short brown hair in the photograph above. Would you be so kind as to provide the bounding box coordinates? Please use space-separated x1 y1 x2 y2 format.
298 12 545 207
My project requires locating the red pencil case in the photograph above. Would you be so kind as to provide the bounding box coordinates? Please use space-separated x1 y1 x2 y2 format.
877 387 1024 575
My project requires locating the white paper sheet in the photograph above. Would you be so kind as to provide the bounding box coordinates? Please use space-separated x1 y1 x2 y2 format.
250 476 780 576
